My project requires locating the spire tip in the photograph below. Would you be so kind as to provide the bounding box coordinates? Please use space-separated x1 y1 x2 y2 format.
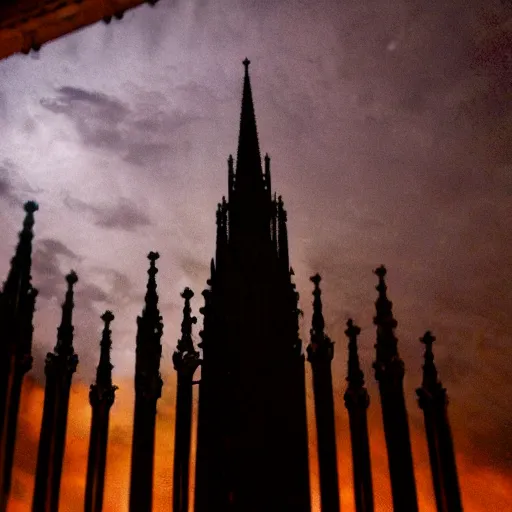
66 270 78 286
181 287 194 301
420 331 436 346
310 273 321 286
345 318 361 337
24 200 39 213
148 251 160 263
374 264 387 278
101 310 115 324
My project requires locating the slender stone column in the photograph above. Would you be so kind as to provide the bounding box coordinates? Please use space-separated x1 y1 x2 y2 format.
343 319 374 512
172 288 200 512
129 252 163 512
306 274 340 512
417 331 463 512
0 202 38 511
85 311 117 512
372 266 418 512
33 271 79 512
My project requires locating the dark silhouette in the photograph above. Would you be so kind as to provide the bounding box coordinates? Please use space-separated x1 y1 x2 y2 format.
0 201 38 510
417 331 463 512
0 61 466 512
172 287 200 512
129 252 163 512
85 311 118 512
344 319 374 512
372 265 418 512
306 274 340 512
194 59 311 512
33 271 79 512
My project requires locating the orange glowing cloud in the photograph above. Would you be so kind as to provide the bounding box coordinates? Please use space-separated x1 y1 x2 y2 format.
8 371 512 511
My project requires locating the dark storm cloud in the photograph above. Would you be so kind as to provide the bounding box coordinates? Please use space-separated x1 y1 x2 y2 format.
41 86 129 123
178 252 210 280
64 196 151 231
40 86 202 166
0 169 13 198
32 238 80 300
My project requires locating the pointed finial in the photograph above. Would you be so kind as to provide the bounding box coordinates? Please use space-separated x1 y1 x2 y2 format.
417 330 446 407
345 319 365 388
176 287 198 355
22 201 39 233
90 310 117 406
344 318 370 410
148 251 159 267
373 264 396 329
421 330 435 347
420 330 439 387
307 273 334 362
374 264 386 278
243 57 251 73
3 200 39 299
24 200 38 213
146 252 160 290
96 311 115 385
373 265 401 379
134 252 164 398
235 55 263 183
345 318 361 339
374 264 388 295
173 287 200 374
55 270 78 356
310 273 325 336
141 251 162 329
66 270 78 287
181 287 194 302
101 310 114 327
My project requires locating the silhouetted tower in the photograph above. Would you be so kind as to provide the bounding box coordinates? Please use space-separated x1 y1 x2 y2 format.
194 59 311 512
172 287 200 512
372 265 418 512
85 311 118 512
416 331 463 512
33 271 79 512
306 274 340 512
0 201 38 510
343 319 374 512
129 252 163 512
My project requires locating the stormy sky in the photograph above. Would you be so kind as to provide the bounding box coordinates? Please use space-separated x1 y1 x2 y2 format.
0 0 511 510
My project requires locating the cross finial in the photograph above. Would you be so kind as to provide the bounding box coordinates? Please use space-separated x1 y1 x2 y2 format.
243 57 250 72
101 310 115 326
421 330 435 346
421 330 436 348
148 251 159 264
374 265 387 279
310 273 321 287
181 287 194 302
24 201 39 214
345 318 361 339
66 270 78 287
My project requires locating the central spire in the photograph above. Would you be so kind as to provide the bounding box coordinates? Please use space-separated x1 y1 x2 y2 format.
236 57 262 181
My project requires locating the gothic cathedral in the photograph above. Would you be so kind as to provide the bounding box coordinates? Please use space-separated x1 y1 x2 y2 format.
0 61 463 512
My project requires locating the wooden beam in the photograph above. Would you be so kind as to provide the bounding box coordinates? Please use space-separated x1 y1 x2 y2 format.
0 0 159 60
